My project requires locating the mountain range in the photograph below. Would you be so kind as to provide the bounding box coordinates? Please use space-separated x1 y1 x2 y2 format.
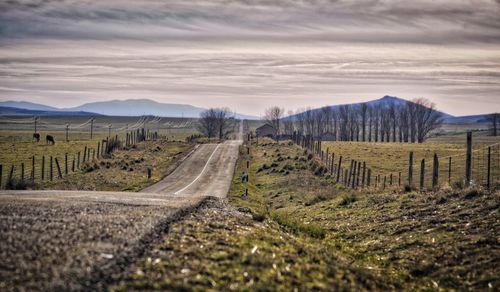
0 99 257 120
0 97 492 123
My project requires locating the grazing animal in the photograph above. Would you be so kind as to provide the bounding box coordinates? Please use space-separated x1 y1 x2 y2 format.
33 133 40 142
46 135 55 145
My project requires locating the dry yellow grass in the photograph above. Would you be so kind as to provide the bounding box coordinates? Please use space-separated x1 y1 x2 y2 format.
322 131 500 189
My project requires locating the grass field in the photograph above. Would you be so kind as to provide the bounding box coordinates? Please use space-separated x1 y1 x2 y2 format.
0 115 198 142
0 115 201 188
322 131 500 190
115 138 498 290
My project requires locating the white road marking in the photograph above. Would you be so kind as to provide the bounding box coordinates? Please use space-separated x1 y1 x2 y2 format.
173 143 221 195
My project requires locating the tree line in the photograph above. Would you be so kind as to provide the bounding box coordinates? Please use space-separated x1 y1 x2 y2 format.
265 97 444 143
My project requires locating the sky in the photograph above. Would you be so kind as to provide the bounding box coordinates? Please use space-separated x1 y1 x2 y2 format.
0 0 500 116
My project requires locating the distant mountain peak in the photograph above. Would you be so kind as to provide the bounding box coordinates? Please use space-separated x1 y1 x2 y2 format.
380 95 400 100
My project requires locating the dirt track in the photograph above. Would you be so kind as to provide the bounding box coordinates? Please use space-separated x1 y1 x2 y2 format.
0 133 242 291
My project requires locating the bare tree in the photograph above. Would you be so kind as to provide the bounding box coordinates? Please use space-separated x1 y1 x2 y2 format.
389 103 398 142
488 113 499 136
373 105 381 142
264 106 285 139
399 107 409 142
413 98 443 143
215 107 235 140
368 106 373 142
294 108 306 135
338 105 350 141
304 108 315 136
197 108 234 139
283 110 295 136
407 102 417 143
360 103 368 142
197 108 218 138
322 106 333 134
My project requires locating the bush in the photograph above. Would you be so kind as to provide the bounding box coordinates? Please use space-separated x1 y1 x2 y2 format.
5 178 35 190
305 193 334 206
403 184 415 192
464 188 480 199
314 166 327 176
338 194 357 206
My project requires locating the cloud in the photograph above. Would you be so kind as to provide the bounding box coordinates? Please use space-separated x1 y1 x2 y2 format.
1 0 500 44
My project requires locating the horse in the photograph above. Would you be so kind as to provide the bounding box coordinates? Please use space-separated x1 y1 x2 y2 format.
33 133 40 142
46 135 55 145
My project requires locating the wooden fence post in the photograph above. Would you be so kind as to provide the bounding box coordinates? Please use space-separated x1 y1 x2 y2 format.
331 153 335 175
97 142 101 159
336 156 342 183
347 160 353 187
432 153 439 189
448 157 452 185
31 156 35 181
465 131 472 186
408 151 414 187
0 164 2 188
344 169 348 186
361 162 366 186
390 173 393 185
72 157 75 172
41 155 45 180
420 159 425 191
383 176 386 190
77 152 81 169
351 161 357 189
487 147 491 189
7 165 14 186
398 172 401 186
55 158 63 179
50 156 53 181
21 163 24 182
65 153 68 176
83 146 87 162
356 161 361 187
367 169 371 187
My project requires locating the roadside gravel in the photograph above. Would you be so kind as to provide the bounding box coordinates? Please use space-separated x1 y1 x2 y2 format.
0 196 208 291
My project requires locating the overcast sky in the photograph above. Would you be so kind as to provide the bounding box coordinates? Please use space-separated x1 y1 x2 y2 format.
1 0 499 116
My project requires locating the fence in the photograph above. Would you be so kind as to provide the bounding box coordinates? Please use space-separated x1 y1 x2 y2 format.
0 128 160 189
291 131 499 191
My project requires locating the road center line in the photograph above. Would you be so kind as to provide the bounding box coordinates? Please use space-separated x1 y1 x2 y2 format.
173 143 221 195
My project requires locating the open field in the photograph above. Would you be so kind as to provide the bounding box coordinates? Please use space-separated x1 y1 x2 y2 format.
114 138 499 290
322 131 500 190
0 115 201 191
0 115 198 142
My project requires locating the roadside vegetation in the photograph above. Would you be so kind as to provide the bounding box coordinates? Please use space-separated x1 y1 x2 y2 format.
115 137 498 290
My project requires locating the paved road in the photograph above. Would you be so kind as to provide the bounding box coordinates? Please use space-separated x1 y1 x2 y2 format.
0 130 242 291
